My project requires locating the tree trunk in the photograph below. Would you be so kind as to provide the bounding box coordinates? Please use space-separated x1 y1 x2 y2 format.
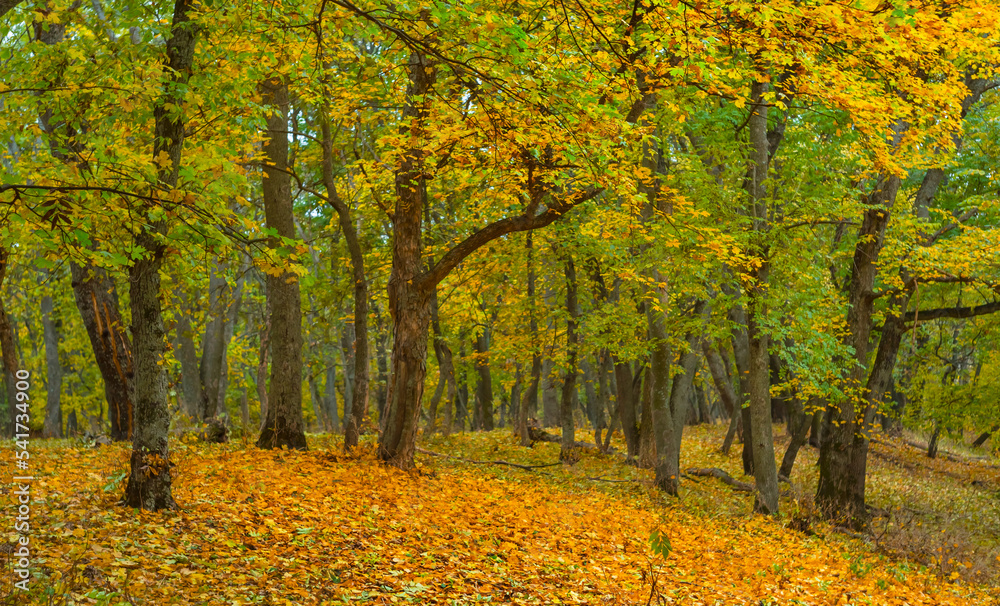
704 341 741 454
42 294 62 438
928 423 942 459
124 0 198 511
320 106 369 451
746 78 779 515
256 76 307 451
173 298 200 418
70 261 133 441
973 426 998 448
377 51 436 469
199 263 227 420
559 254 579 460
638 364 656 469
779 396 816 479
339 323 355 429
474 328 494 431
325 361 339 433
0 248 19 438
518 232 540 446
816 172 901 527
614 361 641 461
728 305 754 474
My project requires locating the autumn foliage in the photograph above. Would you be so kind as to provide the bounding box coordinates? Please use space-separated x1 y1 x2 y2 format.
4 426 998 605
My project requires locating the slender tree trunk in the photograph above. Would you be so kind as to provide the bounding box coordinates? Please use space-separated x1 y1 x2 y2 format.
518 232 540 445
746 78 779 515
474 327 494 431
729 306 754 473
339 323 355 429
615 361 641 461
42 294 62 438
325 361 339 433
704 341 741 454
779 396 817 479
173 297 200 418
199 263 227 420
928 422 942 459
124 0 198 510
973 426 998 448
319 105 369 451
559 254 579 460
256 76 307 450
638 364 656 469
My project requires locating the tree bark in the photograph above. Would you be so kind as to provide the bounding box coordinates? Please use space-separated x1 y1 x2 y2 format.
173 297 200 418
256 76 307 450
42 294 62 438
474 327 494 431
319 105 369 451
199 263 227 420
816 172 900 527
0 248 19 438
377 52 436 468
124 0 198 511
559 254 579 460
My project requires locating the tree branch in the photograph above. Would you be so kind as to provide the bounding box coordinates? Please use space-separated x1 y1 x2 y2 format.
905 300 1000 326
415 188 603 291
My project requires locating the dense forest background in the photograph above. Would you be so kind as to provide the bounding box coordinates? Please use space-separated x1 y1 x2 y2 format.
1 0 999 533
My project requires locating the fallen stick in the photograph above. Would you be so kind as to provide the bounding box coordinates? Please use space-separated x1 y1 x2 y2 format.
684 467 755 492
416 448 560 472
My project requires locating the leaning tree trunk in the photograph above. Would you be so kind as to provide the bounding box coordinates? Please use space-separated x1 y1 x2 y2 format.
41 294 62 438
70 261 134 441
256 75 307 451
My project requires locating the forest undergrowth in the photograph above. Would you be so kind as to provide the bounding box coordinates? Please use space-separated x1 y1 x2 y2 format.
2 423 999 605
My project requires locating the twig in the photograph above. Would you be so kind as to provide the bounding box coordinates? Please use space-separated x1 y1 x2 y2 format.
416 447 560 472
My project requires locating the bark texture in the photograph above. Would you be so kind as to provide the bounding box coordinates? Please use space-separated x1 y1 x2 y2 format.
125 0 199 510
256 76 307 451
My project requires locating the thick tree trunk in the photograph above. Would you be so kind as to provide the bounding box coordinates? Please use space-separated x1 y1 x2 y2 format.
256 76 307 451
378 52 436 469
42 294 62 438
124 0 199 510
816 173 900 527
928 423 942 459
559 255 579 460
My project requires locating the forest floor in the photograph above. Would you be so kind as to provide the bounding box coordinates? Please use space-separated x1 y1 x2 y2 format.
2 423 1000 605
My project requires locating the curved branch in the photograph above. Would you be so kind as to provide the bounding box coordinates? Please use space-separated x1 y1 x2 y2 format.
415 188 602 292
